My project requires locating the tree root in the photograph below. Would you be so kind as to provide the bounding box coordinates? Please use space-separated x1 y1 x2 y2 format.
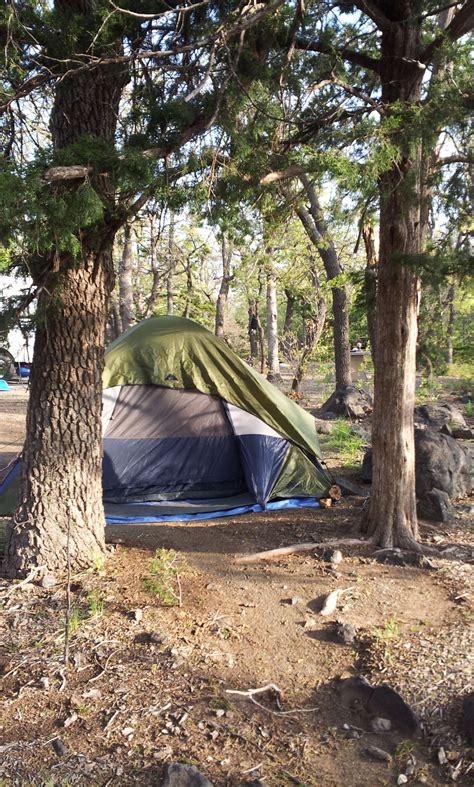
235 535 441 563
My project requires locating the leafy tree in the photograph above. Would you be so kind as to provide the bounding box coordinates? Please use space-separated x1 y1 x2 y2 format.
0 0 279 576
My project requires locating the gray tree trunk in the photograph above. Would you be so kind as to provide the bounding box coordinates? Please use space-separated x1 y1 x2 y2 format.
295 177 351 390
166 211 176 316
266 268 281 381
215 234 233 338
119 223 135 332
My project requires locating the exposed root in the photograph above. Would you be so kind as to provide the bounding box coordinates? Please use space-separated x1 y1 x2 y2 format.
235 538 374 563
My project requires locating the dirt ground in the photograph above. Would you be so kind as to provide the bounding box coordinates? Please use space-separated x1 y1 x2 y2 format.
0 383 473 786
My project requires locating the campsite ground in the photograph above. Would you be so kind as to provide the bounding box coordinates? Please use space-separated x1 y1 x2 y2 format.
0 376 473 786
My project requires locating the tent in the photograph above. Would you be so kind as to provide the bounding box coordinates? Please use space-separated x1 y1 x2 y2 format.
0 316 331 522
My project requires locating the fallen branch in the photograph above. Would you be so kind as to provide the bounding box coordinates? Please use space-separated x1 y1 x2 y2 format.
235 538 368 564
225 683 320 716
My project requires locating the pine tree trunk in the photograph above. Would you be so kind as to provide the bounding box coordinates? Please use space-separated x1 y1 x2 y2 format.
445 282 455 365
3 0 128 576
363 17 424 549
166 211 176 316
295 179 351 390
4 247 112 576
362 224 378 357
291 297 326 393
266 270 281 381
248 299 259 360
119 224 135 332
215 235 233 338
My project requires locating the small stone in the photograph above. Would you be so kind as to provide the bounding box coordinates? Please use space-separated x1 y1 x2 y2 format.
133 609 143 623
335 622 357 645
364 746 392 763
116 766 124 776
149 630 167 644
63 712 78 728
39 676 50 690
162 762 214 786
438 747 448 765
397 775 408 785
329 550 343 565
82 688 102 699
41 574 57 589
370 717 392 733
290 596 303 605
214 709 225 717
51 738 67 757
121 726 134 737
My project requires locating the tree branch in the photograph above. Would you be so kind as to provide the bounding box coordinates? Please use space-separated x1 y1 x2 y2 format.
350 0 392 30
422 0 474 62
294 35 381 73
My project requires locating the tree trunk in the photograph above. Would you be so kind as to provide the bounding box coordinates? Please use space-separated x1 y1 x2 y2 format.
445 281 455 365
215 234 233 338
166 211 176 316
248 298 259 361
281 288 296 359
291 296 326 393
266 268 281 381
119 223 135 332
362 224 378 357
183 256 193 319
295 178 351 390
363 17 425 549
4 245 113 577
3 0 128 576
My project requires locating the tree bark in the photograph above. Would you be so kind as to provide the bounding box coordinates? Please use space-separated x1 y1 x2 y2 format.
266 267 281 381
281 288 296 359
166 211 176 316
3 0 128 576
295 178 351 390
248 298 259 361
119 223 135 332
291 296 326 393
362 224 378 357
215 234 233 338
445 281 455 365
363 16 425 549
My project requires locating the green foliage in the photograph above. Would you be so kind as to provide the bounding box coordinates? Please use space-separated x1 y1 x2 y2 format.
142 548 183 607
326 420 365 463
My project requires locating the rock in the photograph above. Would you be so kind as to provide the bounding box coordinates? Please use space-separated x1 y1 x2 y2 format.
375 549 436 570
39 676 49 690
51 738 67 757
363 428 472 500
370 717 392 733
417 488 455 523
339 677 419 736
334 622 357 645
451 428 474 440
350 425 371 443
320 385 373 419
63 712 78 728
364 746 392 763
415 428 471 499
460 693 474 745
240 782 268 787
397 775 408 785
133 609 143 623
315 420 333 435
362 449 373 483
41 575 57 589
414 403 467 431
329 549 343 565
438 747 448 765
161 763 214 787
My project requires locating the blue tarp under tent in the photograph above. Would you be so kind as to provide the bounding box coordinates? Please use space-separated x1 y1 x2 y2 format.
0 316 332 523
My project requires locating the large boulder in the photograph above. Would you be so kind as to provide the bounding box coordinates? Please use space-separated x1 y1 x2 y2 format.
414 403 467 431
362 428 472 520
320 385 373 419
415 428 471 499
